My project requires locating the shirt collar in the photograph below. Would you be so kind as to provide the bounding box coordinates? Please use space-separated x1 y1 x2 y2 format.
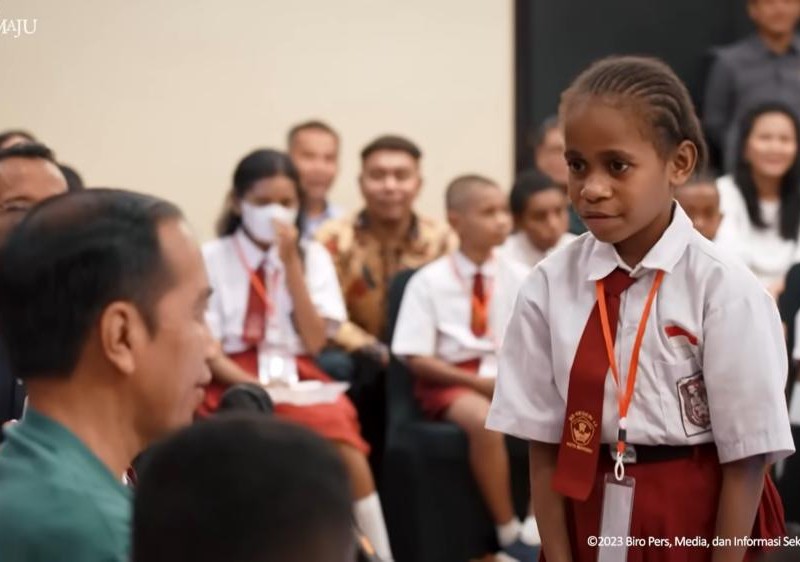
585 203 693 281
752 33 800 56
452 250 497 279
234 229 280 270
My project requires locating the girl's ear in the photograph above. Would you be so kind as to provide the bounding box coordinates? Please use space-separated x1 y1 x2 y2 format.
669 140 698 187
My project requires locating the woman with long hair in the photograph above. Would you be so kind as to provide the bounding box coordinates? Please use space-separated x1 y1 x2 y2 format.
717 102 800 296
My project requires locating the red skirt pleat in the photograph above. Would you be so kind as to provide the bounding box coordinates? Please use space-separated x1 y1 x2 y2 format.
413 358 482 419
540 444 786 562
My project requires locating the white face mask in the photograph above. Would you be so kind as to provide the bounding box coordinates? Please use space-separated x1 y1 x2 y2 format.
240 201 298 244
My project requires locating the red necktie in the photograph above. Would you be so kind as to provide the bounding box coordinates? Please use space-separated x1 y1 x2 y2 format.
552 268 637 500
471 272 488 337
242 261 267 346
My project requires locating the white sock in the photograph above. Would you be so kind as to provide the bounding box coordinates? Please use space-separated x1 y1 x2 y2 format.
520 515 541 545
354 493 393 561
496 517 521 547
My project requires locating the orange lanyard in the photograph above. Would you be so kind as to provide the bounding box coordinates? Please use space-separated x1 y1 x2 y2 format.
596 269 665 463
233 237 279 315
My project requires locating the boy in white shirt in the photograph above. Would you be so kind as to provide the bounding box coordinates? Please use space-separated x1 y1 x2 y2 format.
493 170 576 341
392 175 539 561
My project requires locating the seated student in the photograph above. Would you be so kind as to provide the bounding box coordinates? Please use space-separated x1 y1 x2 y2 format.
492 170 575 343
391 175 539 562
202 148 393 561
0 189 215 561
133 415 355 562
674 172 724 242
531 116 586 235
499 169 576 268
716 101 800 297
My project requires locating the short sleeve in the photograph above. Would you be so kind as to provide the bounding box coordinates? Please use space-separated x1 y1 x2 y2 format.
486 270 564 443
703 290 795 464
793 309 800 361
202 244 225 341
490 256 529 345
390 271 437 358
304 241 347 328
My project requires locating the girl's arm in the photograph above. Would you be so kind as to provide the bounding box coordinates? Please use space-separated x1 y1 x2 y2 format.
711 455 766 562
278 223 327 356
208 347 256 386
529 441 573 562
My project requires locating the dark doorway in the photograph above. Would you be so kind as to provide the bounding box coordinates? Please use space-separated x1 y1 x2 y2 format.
515 0 753 172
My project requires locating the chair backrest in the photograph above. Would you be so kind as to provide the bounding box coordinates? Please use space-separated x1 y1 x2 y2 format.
384 269 422 434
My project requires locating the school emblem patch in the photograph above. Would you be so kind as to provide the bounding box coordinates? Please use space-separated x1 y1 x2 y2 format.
677 372 711 436
567 410 597 453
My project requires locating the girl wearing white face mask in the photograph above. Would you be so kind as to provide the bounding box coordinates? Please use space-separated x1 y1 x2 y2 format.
203 149 394 561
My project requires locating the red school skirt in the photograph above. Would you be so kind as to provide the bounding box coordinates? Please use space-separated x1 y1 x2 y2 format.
542 444 785 562
414 358 482 419
199 349 369 454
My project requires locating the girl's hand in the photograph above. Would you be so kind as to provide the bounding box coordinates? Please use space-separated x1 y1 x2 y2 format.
275 220 300 264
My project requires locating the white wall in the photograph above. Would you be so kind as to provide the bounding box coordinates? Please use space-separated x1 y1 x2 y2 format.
0 0 513 240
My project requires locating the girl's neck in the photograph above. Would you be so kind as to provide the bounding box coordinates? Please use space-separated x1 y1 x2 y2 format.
752 172 782 202
614 205 673 269
459 243 494 266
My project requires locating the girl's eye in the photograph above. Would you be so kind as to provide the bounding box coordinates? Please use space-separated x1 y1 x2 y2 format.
567 160 585 173
609 160 630 174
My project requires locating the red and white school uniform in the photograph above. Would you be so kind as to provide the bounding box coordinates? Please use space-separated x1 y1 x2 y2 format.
487 205 794 561
391 251 499 418
202 229 368 453
492 232 577 344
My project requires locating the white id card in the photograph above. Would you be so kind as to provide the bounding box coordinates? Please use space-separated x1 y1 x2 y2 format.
597 474 635 562
257 350 299 386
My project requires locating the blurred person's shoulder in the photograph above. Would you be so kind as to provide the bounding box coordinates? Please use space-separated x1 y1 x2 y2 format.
413 214 458 258
315 213 359 258
713 34 768 65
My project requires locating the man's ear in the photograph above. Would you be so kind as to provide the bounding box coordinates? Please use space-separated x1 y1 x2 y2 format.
98 301 149 377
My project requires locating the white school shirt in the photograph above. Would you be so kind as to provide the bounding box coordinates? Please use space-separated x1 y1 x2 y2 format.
486 205 795 464
792 309 800 362
391 252 498 363
497 231 577 269
492 233 577 344
716 175 800 287
203 229 347 356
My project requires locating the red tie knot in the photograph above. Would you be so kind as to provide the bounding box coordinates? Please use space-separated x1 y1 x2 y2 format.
603 268 637 297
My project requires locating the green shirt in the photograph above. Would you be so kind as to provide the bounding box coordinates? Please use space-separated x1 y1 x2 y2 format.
0 409 132 561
